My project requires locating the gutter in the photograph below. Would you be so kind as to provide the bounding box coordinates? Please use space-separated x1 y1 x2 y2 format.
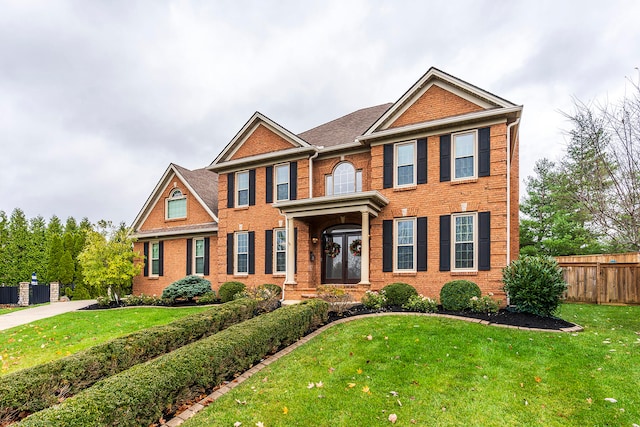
308 149 319 198
506 117 520 306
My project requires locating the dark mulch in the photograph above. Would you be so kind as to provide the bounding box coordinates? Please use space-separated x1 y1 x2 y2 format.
327 304 577 331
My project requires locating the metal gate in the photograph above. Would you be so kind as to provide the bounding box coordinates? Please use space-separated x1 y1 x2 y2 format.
0 286 18 304
30 284 50 305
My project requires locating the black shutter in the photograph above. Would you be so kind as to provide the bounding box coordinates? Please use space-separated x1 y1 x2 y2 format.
478 212 491 270
417 138 427 185
204 237 210 276
294 227 298 273
440 135 451 182
439 215 451 271
186 238 193 275
265 166 273 204
265 229 273 274
248 231 255 274
226 233 234 275
290 161 297 200
249 169 256 206
383 144 394 189
143 242 149 277
382 220 393 272
158 241 164 277
417 217 427 271
478 127 491 177
227 173 234 208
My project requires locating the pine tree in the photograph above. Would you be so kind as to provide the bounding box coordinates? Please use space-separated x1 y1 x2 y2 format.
29 216 47 282
58 250 75 286
6 209 31 285
0 211 9 285
47 235 63 283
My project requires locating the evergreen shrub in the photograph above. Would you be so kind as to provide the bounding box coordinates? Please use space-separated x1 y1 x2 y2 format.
219 281 246 302
440 280 481 311
161 276 212 302
381 283 418 306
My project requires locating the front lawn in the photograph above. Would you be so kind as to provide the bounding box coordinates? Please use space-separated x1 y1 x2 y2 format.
184 303 640 427
0 306 211 374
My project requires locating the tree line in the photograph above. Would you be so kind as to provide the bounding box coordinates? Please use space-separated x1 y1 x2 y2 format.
520 74 640 256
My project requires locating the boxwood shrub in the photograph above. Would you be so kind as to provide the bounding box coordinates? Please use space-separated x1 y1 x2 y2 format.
0 298 258 425
19 299 329 427
440 280 481 311
219 281 246 303
381 283 418 307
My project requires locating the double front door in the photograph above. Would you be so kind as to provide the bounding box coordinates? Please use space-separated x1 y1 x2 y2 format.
322 225 361 284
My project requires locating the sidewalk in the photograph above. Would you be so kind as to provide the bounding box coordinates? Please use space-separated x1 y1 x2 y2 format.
0 300 97 331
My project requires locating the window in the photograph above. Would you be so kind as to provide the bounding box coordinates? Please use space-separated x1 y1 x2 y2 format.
274 229 286 273
325 162 362 196
275 164 289 201
150 242 160 276
395 142 416 187
166 189 187 219
194 238 205 275
453 213 476 270
453 131 476 180
236 171 249 207
235 232 249 274
395 218 416 271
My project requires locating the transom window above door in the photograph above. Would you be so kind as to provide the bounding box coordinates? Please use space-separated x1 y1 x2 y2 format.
325 162 362 196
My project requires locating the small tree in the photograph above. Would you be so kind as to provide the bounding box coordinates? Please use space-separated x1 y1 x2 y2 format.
78 222 143 301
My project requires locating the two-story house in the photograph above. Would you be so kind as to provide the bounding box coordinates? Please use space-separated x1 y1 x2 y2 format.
131 67 522 301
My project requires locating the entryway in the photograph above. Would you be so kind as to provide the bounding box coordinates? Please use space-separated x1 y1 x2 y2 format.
322 225 362 284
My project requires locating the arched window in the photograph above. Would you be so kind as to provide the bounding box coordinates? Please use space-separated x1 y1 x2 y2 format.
325 162 362 196
166 188 187 219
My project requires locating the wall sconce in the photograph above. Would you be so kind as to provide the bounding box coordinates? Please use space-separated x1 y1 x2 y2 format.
310 251 315 262
311 236 319 245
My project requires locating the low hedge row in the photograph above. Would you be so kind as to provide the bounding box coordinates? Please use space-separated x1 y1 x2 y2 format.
1 298 258 424
19 299 329 427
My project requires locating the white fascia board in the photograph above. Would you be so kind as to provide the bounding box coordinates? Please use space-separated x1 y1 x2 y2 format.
208 146 317 173
130 164 177 231
173 169 219 223
132 226 219 240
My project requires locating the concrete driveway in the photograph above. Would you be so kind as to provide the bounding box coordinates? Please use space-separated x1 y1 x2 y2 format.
0 300 97 331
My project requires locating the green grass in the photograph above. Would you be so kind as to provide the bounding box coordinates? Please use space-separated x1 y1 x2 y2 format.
0 306 28 316
184 304 640 427
0 306 211 374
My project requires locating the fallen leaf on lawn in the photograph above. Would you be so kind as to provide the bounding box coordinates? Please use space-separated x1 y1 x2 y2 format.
534 376 542 383
411 419 417 424
348 383 356 388
283 407 288 415
385 336 389 340
388 413 397 424
397 399 402 407
235 399 247 405
520 383 524 388
256 422 264 427
328 367 335 373
234 422 242 427
307 382 315 389
362 385 370 393
357 368 363 374
586 398 592 404
524 399 528 406
367 335 373 341
262 377 268 382
605 398 617 403
389 391 399 397
315 381 324 388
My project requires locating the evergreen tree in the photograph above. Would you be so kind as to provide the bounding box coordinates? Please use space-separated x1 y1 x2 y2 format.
0 211 8 285
29 216 47 282
6 209 31 285
47 235 63 283
58 250 75 286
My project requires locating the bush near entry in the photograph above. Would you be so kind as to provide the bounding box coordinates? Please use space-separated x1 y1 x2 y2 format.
381 283 418 307
440 280 481 311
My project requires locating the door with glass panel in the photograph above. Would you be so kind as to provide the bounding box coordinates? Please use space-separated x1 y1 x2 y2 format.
322 225 361 284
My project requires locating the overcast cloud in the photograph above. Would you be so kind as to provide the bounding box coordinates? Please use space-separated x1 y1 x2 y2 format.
1 0 638 225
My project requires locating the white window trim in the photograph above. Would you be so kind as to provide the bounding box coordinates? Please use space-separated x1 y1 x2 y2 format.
193 238 205 276
393 217 417 272
235 171 250 207
150 241 160 277
273 228 287 275
274 163 290 202
451 212 478 272
235 232 249 275
326 161 362 196
452 130 478 181
394 140 417 188
165 189 187 220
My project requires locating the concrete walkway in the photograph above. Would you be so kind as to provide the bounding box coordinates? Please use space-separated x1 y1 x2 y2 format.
0 300 97 331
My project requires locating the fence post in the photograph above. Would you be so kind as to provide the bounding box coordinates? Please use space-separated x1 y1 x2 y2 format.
50 282 60 303
18 282 30 306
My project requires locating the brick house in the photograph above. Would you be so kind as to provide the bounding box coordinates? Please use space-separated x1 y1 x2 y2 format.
132 67 522 301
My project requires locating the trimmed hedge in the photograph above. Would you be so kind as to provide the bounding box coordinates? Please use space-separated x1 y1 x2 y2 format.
219 281 246 302
0 299 258 424
381 283 418 306
440 280 481 311
19 299 329 427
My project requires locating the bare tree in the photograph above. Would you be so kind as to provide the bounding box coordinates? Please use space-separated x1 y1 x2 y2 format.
561 72 640 251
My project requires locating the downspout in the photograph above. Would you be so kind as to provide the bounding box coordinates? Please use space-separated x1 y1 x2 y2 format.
505 118 520 306
308 149 319 198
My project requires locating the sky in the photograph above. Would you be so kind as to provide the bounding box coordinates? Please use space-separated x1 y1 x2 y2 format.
1 0 639 226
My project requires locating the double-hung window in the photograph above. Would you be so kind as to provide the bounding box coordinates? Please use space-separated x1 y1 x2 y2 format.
236 171 249 207
235 232 249 274
150 242 160 276
274 228 286 274
275 164 289 201
166 189 187 219
194 238 205 275
395 218 416 271
453 131 476 180
453 213 476 270
395 142 416 187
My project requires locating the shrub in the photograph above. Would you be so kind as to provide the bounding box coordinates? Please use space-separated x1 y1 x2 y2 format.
219 281 246 303
261 283 282 299
468 295 500 314
96 295 110 307
440 280 481 311
316 285 354 316
234 285 281 313
19 300 329 427
161 276 212 302
502 256 567 317
403 294 438 313
0 299 259 424
361 290 387 310
124 293 168 306
381 283 418 307
196 291 218 305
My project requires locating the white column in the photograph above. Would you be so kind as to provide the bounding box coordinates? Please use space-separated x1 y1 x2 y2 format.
285 215 297 285
359 210 370 285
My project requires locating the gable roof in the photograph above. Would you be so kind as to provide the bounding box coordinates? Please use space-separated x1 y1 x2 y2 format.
130 163 218 233
297 103 393 148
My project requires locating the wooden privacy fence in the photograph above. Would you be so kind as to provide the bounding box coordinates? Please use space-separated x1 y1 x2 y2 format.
556 253 640 305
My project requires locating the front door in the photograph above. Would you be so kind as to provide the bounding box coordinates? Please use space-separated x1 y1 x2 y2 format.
322 225 361 284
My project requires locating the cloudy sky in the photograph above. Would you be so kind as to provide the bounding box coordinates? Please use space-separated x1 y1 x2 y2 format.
1 0 639 225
